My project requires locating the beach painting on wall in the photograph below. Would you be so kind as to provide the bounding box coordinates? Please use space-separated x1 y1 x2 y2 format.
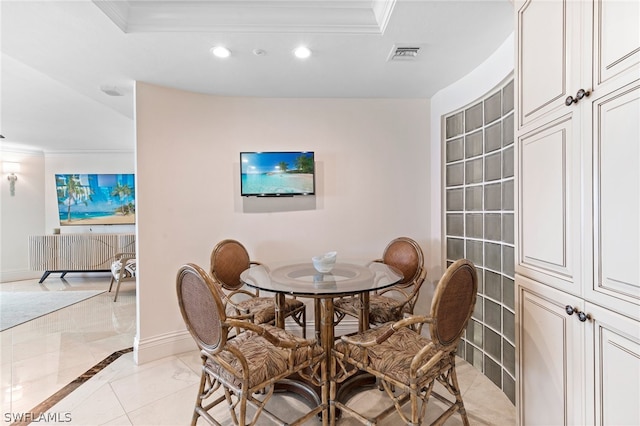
56 174 135 225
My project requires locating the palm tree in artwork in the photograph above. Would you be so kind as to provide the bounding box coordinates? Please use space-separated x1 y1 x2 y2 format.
277 161 289 173
295 155 314 173
111 183 133 215
57 175 93 222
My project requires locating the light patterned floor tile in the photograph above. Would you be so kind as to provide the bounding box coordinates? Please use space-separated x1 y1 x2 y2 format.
109 356 200 413
1 276 515 425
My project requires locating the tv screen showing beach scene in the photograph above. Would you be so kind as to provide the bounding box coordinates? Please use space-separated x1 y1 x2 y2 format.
56 173 135 225
240 151 315 196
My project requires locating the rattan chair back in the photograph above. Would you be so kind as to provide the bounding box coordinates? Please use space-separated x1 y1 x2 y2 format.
176 263 324 425
381 237 424 288
332 259 478 426
176 263 226 354
210 239 251 291
333 237 426 326
430 259 478 348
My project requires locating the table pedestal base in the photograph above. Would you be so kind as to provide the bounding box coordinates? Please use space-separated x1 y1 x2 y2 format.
274 377 321 407
335 372 377 404
274 372 378 423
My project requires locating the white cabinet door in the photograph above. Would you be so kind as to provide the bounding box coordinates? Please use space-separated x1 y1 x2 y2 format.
587 81 640 320
516 275 586 425
516 114 582 295
516 1 640 425
592 0 640 92
516 0 581 128
585 302 640 425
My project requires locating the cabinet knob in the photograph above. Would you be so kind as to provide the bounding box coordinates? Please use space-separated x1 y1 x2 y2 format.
575 88 591 100
565 305 592 322
565 89 592 106
577 311 591 322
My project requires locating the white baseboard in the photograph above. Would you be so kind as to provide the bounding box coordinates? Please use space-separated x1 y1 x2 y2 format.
0 269 40 283
134 329 197 365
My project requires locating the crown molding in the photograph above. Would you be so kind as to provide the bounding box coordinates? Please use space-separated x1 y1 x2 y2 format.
0 144 46 156
43 149 135 156
92 0 130 32
92 0 396 34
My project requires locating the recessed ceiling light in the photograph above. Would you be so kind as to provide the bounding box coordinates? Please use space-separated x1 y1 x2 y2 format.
293 46 312 59
211 46 231 58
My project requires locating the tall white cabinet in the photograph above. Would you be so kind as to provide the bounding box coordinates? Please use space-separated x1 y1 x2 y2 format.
514 0 640 424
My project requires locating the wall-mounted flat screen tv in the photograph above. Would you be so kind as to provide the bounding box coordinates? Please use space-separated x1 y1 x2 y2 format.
56 173 135 225
240 151 315 197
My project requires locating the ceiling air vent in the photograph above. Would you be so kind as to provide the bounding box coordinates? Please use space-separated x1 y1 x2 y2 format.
100 85 125 96
388 46 420 61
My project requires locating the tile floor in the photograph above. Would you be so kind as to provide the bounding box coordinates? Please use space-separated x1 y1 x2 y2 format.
1 276 516 425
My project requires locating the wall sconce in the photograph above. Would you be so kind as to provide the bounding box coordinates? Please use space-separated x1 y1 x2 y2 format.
3 162 21 196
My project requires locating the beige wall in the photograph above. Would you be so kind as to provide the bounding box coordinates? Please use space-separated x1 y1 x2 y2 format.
134 85 431 362
0 150 45 282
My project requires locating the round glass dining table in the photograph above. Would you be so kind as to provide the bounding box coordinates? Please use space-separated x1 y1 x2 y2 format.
240 261 403 332
241 261 402 295
240 261 403 425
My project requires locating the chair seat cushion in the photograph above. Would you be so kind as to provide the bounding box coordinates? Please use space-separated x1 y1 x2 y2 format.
110 259 136 279
334 323 437 385
207 324 322 388
334 295 411 324
233 297 304 324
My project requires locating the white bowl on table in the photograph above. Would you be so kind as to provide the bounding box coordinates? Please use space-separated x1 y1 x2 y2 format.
312 251 337 273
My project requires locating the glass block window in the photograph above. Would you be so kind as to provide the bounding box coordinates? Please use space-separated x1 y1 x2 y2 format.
443 78 515 404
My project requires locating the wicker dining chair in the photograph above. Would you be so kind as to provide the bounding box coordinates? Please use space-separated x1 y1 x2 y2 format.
176 263 325 426
333 237 426 326
210 239 307 337
332 259 478 426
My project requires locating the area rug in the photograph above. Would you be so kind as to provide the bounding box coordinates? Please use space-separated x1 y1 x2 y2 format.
0 290 105 332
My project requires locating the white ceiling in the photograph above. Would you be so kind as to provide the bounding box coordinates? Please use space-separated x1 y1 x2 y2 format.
0 0 513 153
